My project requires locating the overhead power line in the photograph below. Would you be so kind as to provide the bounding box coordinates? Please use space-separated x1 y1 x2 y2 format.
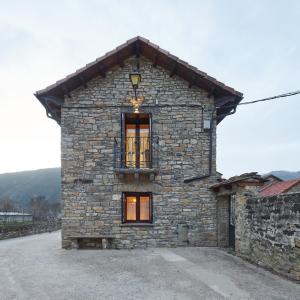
237 90 300 106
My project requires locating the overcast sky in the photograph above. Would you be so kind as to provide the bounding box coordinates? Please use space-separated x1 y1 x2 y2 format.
0 0 299 177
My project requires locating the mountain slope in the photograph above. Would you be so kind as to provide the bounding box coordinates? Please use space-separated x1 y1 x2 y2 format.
0 168 60 208
0 167 299 209
268 170 300 180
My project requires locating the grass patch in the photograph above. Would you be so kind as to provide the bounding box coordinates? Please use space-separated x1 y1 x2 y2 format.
0 221 33 226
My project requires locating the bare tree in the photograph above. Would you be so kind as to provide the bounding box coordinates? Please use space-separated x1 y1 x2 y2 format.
0 197 16 212
49 202 61 220
30 196 61 221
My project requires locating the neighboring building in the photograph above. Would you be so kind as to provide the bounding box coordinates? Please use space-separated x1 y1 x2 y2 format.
35 36 243 249
261 174 283 188
211 173 300 282
216 171 224 182
0 212 33 223
259 178 300 197
210 172 266 248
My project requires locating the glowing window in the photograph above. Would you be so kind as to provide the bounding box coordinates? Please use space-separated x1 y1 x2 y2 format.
122 193 152 223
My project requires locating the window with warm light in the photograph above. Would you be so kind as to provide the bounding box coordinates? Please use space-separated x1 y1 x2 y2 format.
122 113 151 169
122 192 152 223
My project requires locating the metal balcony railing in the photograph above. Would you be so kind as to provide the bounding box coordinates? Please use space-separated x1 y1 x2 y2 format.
113 136 159 170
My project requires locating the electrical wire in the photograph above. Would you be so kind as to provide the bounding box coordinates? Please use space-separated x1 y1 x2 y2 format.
238 90 300 106
215 90 300 112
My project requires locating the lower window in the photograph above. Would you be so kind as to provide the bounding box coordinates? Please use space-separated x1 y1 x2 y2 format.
122 192 152 223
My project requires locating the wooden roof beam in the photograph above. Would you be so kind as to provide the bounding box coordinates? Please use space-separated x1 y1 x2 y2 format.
79 75 88 88
135 41 140 58
208 87 216 98
152 53 158 67
97 64 106 78
170 62 177 77
215 95 236 107
189 75 197 88
117 53 124 68
62 85 71 98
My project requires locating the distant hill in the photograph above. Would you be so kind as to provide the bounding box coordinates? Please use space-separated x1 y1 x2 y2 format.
0 168 60 209
268 170 300 180
0 167 299 209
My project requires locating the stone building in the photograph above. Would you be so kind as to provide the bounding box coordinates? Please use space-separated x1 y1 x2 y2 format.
261 174 283 189
211 172 267 248
35 36 242 249
0 212 32 223
211 173 300 281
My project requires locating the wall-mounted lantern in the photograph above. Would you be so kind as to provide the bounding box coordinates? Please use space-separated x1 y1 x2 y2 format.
129 69 141 93
129 69 143 113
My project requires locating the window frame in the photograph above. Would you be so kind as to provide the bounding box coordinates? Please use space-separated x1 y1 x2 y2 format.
121 113 152 169
122 192 153 224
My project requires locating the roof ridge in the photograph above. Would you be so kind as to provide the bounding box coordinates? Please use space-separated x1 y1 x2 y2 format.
35 36 242 96
35 36 243 124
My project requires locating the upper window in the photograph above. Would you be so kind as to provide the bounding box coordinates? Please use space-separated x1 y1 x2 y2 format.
122 113 151 169
122 192 152 223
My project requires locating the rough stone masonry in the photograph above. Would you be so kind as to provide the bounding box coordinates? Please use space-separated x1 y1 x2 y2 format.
237 191 300 281
61 56 218 249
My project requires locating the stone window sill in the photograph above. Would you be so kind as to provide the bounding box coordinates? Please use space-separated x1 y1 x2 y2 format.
120 223 154 227
115 168 159 174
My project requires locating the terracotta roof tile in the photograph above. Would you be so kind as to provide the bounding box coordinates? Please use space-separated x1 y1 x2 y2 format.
259 179 300 196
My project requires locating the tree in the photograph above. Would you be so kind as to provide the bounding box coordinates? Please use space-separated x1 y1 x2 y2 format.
30 196 49 221
30 196 61 221
49 202 61 220
0 197 16 212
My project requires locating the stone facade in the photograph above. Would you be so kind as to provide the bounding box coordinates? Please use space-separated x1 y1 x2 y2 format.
61 56 218 249
289 182 300 193
236 191 300 281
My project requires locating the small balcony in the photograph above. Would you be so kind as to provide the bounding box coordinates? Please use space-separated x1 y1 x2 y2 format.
113 136 159 178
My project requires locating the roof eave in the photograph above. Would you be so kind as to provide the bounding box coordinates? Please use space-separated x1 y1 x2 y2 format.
35 36 243 125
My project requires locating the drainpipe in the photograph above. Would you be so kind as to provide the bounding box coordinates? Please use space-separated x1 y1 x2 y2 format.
184 104 237 183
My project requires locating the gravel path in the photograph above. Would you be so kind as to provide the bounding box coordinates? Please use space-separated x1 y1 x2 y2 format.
0 231 299 300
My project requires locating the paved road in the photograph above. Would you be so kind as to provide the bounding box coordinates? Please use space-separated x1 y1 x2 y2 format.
0 231 299 300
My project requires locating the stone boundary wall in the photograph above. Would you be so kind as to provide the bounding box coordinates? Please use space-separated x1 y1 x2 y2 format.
237 192 300 281
0 221 61 240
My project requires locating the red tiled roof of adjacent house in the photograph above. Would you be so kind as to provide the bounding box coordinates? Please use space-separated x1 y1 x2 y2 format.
259 178 300 197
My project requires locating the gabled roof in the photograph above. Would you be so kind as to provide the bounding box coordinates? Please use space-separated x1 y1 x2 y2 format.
259 178 300 197
210 172 267 192
262 174 283 182
35 36 243 125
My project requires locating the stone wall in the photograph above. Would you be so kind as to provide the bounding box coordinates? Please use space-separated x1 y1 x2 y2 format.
0 222 61 240
236 191 300 281
61 55 218 249
289 183 300 193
